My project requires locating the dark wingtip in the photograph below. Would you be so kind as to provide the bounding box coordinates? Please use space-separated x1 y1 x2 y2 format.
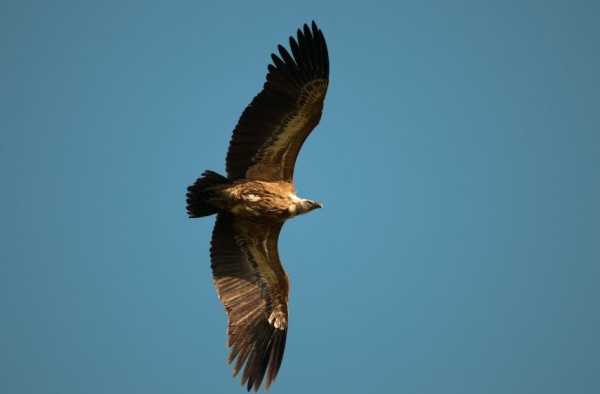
231 320 288 392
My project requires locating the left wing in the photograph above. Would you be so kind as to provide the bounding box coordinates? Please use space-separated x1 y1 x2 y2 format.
225 21 329 182
210 213 289 392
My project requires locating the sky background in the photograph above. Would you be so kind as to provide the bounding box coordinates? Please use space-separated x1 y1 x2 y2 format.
2 1 599 393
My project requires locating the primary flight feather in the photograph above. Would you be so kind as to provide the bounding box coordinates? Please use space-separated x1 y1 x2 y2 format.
186 21 329 391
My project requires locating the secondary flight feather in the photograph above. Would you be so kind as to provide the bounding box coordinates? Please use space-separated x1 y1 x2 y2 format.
186 21 329 391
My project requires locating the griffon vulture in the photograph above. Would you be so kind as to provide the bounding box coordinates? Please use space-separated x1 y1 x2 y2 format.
186 21 329 391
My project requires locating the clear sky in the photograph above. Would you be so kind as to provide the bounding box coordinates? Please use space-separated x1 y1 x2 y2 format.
2 1 599 393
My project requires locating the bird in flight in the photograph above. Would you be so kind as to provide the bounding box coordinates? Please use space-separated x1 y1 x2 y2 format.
186 21 329 391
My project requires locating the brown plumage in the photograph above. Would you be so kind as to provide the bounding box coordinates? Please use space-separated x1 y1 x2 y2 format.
186 21 329 391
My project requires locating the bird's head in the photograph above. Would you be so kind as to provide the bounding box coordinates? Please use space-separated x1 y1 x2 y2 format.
306 200 323 211
292 199 323 216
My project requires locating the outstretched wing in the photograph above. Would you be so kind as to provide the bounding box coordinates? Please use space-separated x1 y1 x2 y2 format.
226 21 329 182
210 213 289 392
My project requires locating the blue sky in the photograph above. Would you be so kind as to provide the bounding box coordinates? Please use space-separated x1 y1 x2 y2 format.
2 1 599 393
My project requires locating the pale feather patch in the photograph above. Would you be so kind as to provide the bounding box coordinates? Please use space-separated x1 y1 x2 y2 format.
288 193 301 203
246 194 261 202
268 307 287 330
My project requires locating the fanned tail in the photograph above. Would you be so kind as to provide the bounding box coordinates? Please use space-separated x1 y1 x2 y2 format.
186 170 231 218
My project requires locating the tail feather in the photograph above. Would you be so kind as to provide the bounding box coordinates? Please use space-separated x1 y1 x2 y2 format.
186 170 231 218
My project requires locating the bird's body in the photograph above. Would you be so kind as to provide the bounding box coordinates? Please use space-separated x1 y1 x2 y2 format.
186 21 328 391
192 172 321 222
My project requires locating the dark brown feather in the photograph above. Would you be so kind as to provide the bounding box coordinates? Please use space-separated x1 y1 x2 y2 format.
210 214 288 392
225 21 329 182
